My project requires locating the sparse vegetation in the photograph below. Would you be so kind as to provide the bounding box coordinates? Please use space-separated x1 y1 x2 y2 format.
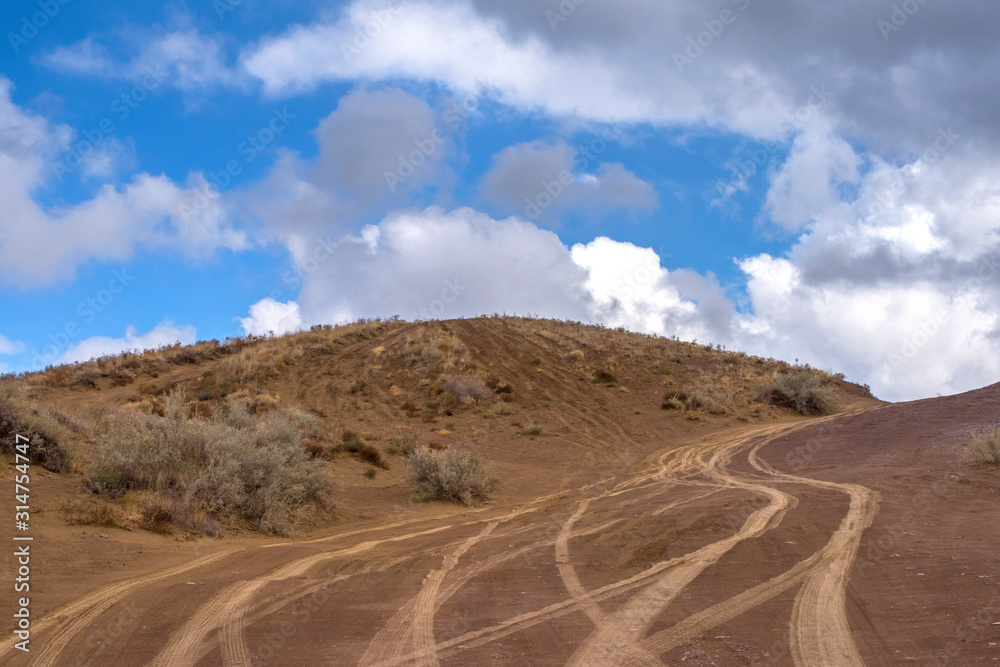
0 380 76 471
756 371 837 416
442 375 491 401
491 401 514 416
524 422 545 436
338 430 388 468
83 391 334 535
966 426 1000 465
386 427 418 456
592 369 617 385
684 389 728 415
406 447 497 505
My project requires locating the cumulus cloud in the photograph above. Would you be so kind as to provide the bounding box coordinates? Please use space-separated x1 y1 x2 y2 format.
737 147 1000 400
59 321 197 364
240 298 303 336
481 140 657 222
0 78 247 288
256 205 713 344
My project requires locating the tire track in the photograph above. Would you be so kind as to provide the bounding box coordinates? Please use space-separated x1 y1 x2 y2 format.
3 549 238 667
148 526 452 667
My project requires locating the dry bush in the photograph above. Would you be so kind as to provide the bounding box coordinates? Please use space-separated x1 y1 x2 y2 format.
0 380 76 471
386 427 418 456
756 371 837 416
338 430 388 468
592 369 617 385
966 426 1000 465
491 401 514 416
406 447 497 505
84 391 333 535
684 389 728 414
661 392 685 411
523 422 544 436
442 375 490 401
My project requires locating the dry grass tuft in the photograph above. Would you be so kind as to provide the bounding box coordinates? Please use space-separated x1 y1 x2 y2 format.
966 426 1000 465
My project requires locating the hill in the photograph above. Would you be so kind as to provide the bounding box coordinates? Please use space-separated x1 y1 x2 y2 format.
0 316 875 537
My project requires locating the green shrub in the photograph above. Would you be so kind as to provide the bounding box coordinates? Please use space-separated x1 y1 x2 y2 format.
406 447 497 505
386 427 418 456
966 426 1000 465
757 371 837 416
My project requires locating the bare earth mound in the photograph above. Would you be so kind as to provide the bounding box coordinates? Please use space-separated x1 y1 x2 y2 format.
1 318 996 665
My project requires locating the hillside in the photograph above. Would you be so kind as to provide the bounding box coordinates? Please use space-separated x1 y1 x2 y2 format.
2 318 999 665
1 317 875 536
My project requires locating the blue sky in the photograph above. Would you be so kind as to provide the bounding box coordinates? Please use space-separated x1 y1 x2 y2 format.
2 0 999 402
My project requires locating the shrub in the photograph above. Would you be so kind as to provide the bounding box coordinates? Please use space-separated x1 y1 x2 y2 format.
84 393 334 535
0 381 75 471
684 389 728 414
491 401 514 416
592 370 617 385
661 393 685 411
406 447 497 505
338 430 388 468
757 371 837 416
966 426 1000 465
386 427 418 456
524 422 544 436
442 375 490 401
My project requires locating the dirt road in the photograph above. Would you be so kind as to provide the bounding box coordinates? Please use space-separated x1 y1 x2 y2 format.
5 395 1000 665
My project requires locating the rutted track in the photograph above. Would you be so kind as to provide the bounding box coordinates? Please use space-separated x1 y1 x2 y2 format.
10 417 887 666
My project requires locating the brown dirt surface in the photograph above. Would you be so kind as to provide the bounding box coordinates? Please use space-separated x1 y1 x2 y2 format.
1 317 997 665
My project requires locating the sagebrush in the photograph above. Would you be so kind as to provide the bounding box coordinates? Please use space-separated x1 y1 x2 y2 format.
84 391 333 535
406 447 497 505
756 371 837 416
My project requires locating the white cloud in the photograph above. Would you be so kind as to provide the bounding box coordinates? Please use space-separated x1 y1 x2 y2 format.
59 321 198 364
242 1 789 137
240 299 303 336
0 333 24 356
41 29 243 91
764 125 862 230
0 78 247 288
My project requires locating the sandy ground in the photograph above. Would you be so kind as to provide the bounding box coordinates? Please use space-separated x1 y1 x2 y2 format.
1 380 998 666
